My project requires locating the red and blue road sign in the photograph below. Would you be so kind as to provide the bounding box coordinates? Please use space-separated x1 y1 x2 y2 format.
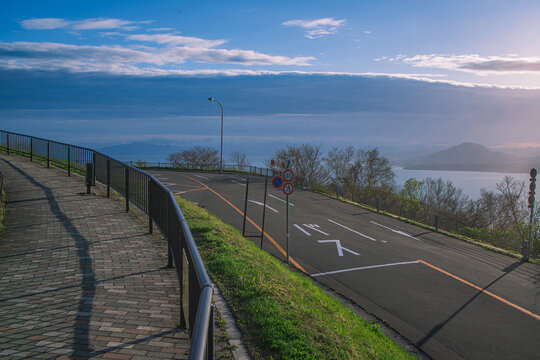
272 175 284 189
283 182 294 195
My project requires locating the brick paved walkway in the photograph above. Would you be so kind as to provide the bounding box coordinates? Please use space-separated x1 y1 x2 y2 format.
0 154 232 359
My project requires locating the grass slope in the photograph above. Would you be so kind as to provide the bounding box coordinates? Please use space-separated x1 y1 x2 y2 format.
177 197 414 360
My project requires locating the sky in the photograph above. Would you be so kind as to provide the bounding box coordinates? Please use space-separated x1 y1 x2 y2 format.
1 0 540 162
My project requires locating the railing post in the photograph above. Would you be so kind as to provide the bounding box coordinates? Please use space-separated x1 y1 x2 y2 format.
67 147 71 176
435 215 440 232
207 305 215 360
47 141 50 168
6 133 9 155
376 198 381 212
30 138 33 161
106 158 111 197
125 167 129 212
92 152 96 185
148 179 153 234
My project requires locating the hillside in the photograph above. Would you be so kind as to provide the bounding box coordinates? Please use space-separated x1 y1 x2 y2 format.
404 142 536 173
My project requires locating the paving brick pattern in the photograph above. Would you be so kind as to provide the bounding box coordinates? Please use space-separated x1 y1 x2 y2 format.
0 154 233 359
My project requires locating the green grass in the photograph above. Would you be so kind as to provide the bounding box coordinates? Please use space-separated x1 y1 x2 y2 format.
177 196 414 360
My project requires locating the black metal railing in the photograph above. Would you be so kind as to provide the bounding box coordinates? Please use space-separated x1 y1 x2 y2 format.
0 130 214 360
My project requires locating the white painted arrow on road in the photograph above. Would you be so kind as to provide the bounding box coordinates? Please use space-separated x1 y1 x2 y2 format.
317 240 360 256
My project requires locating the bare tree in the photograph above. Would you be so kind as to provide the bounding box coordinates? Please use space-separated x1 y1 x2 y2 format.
356 148 395 202
230 150 250 170
495 176 527 229
271 144 327 186
167 152 183 167
167 146 219 169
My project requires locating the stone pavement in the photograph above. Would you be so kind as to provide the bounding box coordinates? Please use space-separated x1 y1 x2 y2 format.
0 153 233 359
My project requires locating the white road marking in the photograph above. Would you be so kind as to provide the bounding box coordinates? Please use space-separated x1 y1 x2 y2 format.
268 194 295 206
293 224 311 236
369 221 420 240
232 177 246 181
194 175 209 180
248 200 278 213
175 191 186 195
157 177 168 180
343 247 360 256
161 182 177 187
327 219 377 242
231 180 246 186
317 240 360 257
303 224 329 236
311 261 420 277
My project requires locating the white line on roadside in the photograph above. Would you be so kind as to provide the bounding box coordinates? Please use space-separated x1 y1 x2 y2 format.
231 180 246 186
327 219 377 242
175 191 186 195
194 175 209 180
303 224 329 236
248 200 278 213
268 194 295 206
293 224 311 236
311 261 419 277
370 221 420 240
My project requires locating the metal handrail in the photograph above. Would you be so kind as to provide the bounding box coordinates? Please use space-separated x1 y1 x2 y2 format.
0 130 214 360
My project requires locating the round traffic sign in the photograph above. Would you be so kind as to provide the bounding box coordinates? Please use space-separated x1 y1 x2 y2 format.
272 175 284 189
283 169 294 182
283 182 294 196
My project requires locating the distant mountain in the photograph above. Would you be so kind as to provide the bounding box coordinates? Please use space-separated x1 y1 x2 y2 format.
403 142 536 173
98 142 181 163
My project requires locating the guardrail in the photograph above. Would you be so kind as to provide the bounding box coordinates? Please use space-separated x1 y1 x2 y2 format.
126 161 312 188
0 130 214 360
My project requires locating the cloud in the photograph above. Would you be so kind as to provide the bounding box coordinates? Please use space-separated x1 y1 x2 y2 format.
126 33 227 48
387 54 540 74
20 18 71 30
282 17 345 39
20 17 149 31
0 41 314 73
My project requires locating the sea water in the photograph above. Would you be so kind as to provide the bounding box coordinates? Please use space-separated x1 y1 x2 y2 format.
392 167 531 200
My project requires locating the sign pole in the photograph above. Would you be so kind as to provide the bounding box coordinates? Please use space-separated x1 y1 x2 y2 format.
261 169 269 248
242 177 250 237
286 194 290 264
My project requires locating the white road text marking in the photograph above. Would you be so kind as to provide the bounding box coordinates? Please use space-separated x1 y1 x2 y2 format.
303 224 329 236
317 240 360 257
194 175 209 180
293 224 311 236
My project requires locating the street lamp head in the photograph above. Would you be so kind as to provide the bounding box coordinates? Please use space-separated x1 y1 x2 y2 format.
208 97 214 101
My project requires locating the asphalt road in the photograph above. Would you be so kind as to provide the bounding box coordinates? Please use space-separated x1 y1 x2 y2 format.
148 169 540 360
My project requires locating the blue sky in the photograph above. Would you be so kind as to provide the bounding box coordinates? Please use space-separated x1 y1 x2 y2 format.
1 0 540 161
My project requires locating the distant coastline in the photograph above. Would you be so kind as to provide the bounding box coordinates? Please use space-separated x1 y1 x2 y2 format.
402 142 538 174
403 163 530 174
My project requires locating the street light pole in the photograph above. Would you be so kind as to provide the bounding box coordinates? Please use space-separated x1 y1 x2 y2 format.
208 97 223 173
